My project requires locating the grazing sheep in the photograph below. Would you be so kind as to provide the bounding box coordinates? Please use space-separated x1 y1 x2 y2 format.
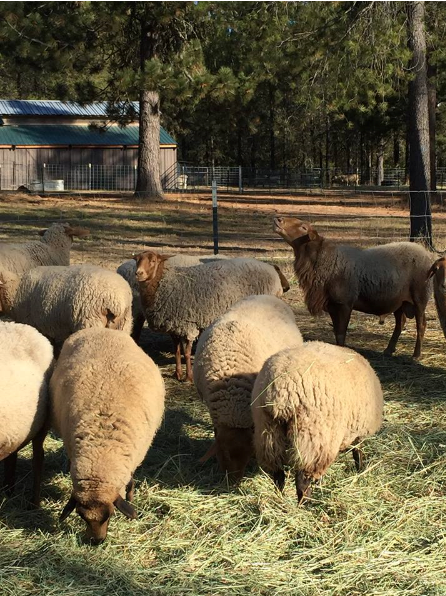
0 321 53 507
0 265 133 344
117 254 229 343
252 341 383 502
50 327 165 545
193 295 303 480
274 216 434 358
0 222 89 278
428 256 446 337
135 250 288 382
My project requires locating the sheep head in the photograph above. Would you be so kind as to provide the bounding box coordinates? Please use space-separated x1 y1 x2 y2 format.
134 250 170 283
428 257 446 291
60 493 136 546
215 426 254 482
273 217 318 246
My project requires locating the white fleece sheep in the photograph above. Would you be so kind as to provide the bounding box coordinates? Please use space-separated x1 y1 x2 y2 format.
193 295 303 479
50 327 165 545
0 321 53 506
117 254 228 342
135 251 287 381
0 222 89 278
252 341 383 503
1 265 133 344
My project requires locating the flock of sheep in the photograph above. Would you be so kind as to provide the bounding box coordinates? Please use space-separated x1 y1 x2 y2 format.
1 216 445 545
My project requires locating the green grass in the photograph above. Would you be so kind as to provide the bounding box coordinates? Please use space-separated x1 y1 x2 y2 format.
1 193 446 595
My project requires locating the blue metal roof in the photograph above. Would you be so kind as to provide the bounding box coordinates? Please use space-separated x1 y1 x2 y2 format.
0 125 176 146
0 100 140 118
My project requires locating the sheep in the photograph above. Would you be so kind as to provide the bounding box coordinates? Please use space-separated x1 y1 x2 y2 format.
193 295 303 480
117 253 229 343
274 216 434 359
50 327 165 545
0 222 89 278
427 256 446 338
0 265 133 345
134 250 289 382
251 341 383 503
0 321 54 507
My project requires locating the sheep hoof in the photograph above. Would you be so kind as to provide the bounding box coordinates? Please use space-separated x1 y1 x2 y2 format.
352 446 364 472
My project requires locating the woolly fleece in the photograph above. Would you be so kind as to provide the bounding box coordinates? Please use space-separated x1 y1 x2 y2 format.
50 328 165 505
9 265 133 342
0 321 53 460
0 223 83 279
194 295 303 430
142 258 283 343
252 341 383 479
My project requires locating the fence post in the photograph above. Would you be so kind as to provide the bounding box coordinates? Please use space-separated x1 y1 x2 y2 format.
239 165 243 194
0 164 2 191
212 179 219 255
42 163 46 194
134 165 137 190
88 163 92 191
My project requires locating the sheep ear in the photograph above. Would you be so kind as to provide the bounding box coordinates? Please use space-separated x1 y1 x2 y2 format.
114 495 137 520
160 254 173 262
38 229 47 236
60 495 77 521
308 228 318 241
65 226 90 238
427 261 440 280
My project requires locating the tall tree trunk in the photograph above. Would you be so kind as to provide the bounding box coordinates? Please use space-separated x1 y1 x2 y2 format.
269 84 276 171
407 1 432 246
325 117 330 185
404 125 410 185
135 89 164 199
427 59 437 193
376 138 385 186
134 21 164 200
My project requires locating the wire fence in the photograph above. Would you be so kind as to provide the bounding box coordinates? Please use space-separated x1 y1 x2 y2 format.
1 190 445 264
4 162 446 194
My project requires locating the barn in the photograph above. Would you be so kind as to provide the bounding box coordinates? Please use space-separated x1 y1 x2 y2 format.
0 100 177 191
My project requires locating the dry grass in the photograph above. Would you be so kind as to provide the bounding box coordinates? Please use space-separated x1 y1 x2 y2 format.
0 192 445 596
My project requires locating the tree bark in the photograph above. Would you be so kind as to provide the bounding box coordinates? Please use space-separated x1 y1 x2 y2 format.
134 20 164 200
376 138 385 186
269 84 276 171
427 59 437 193
407 1 432 246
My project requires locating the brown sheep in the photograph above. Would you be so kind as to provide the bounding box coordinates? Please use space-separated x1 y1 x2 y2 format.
134 251 288 381
428 256 446 337
274 216 434 358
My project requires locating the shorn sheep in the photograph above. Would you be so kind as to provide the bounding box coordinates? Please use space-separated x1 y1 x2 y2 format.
252 341 383 502
0 222 89 278
117 253 229 343
0 265 133 344
50 328 165 545
274 216 434 358
134 250 289 381
0 321 53 507
193 295 303 480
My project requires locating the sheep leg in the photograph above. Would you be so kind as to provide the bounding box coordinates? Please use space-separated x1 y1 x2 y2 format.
184 340 193 383
31 426 47 508
272 469 285 492
352 446 364 472
413 308 426 360
131 314 145 344
2 451 18 496
295 470 312 504
126 476 135 502
384 306 405 355
172 335 183 381
327 303 352 346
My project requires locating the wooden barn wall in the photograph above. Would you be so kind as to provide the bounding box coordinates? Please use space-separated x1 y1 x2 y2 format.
0 146 177 189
